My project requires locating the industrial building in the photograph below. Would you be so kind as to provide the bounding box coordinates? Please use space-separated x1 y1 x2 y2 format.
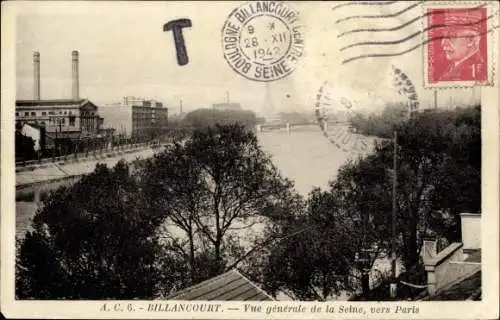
15 51 108 157
100 96 168 140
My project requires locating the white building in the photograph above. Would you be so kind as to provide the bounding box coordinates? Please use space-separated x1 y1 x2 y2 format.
99 104 134 137
100 97 168 139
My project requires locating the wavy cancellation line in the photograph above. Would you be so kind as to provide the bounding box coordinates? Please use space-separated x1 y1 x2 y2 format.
331 1 397 12
339 11 498 52
337 3 488 37
341 26 499 65
335 1 424 24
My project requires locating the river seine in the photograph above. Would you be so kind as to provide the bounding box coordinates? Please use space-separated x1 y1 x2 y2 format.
258 128 376 195
15 127 376 239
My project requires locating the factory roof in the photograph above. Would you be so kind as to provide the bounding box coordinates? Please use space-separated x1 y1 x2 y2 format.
166 269 275 301
16 99 91 107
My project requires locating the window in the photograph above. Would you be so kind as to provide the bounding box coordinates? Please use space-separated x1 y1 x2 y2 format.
69 116 75 126
69 111 73 115
42 112 47 116
24 112 29 116
15 112 19 116
49 111 55 115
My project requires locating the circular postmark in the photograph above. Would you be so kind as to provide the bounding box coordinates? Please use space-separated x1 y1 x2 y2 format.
314 66 419 155
314 83 371 155
221 1 304 82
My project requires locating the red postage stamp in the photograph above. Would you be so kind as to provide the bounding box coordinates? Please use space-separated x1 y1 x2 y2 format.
425 6 491 87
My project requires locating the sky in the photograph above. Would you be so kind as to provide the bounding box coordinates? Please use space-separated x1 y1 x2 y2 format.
15 1 484 116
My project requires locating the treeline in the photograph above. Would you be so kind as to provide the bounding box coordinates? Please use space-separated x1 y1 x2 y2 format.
181 108 258 129
349 102 411 138
158 108 260 142
17 105 480 300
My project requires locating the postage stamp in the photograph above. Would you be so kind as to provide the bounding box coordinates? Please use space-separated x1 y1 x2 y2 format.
221 0 304 82
423 3 495 88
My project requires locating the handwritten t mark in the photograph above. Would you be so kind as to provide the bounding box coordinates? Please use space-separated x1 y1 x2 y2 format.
164 19 192 66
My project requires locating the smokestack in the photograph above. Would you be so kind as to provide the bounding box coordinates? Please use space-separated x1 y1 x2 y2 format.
72 50 79 100
33 51 40 100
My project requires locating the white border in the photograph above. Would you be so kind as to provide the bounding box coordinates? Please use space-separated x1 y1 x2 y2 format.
1 1 499 319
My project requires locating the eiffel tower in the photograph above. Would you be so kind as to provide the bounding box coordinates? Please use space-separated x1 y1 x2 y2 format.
261 82 275 119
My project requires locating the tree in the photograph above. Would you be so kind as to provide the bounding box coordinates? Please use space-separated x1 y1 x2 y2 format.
182 108 258 129
15 128 37 161
141 123 296 285
16 161 168 299
334 105 481 269
263 188 361 300
349 102 409 138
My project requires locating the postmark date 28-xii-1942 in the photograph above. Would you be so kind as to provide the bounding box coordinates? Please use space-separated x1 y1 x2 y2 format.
222 1 304 82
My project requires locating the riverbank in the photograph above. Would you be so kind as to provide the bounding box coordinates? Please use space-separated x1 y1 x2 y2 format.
15 146 162 239
16 146 160 187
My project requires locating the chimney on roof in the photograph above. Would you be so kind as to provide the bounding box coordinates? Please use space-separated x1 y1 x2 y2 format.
72 50 79 100
33 51 40 100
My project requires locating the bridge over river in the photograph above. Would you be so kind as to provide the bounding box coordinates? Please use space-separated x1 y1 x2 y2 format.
256 121 351 133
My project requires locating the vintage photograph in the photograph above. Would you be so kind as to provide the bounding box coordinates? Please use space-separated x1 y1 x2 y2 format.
2 0 499 319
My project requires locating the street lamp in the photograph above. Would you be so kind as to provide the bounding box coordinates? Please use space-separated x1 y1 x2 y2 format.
352 213 377 296
390 130 398 299
51 116 64 161
355 246 379 296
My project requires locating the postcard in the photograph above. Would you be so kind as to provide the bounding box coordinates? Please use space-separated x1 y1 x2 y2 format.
1 1 499 319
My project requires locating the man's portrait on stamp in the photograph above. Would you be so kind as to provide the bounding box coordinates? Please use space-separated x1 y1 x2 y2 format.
427 7 488 83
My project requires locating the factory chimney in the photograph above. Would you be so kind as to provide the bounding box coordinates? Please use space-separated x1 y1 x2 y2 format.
33 51 40 100
72 50 79 100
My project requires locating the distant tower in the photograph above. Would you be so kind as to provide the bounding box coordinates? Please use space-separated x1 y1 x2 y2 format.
33 51 40 100
72 50 80 100
262 82 275 117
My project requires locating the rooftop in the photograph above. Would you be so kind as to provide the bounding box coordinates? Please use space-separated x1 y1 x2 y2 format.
463 249 481 263
21 122 46 130
425 271 481 301
166 269 274 301
16 99 89 106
